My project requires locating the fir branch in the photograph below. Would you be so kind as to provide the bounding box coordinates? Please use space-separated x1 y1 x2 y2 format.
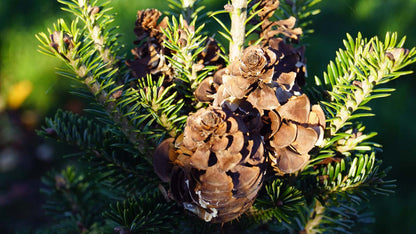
302 152 395 232
58 0 119 66
316 32 416 141
41 166 108 232
166 0 205 25
333 124 380 155
39 109 157 193
313 152 395 197
37 0 149 155
104 193 179 233
249 179 305 225
319 153 376 193
162 16 206 85
121 74 187 138
40 109 109 150
161 14 218 107
323 204 374 233
88 149 159 195
304 197 376 233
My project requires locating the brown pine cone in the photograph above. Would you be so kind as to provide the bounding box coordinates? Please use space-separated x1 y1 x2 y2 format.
194 76 218 103
270 38 306 88
264 94 326 174
153 106 266 223
247 1 302 46
263 16 303 42
216 46 278 110
127 9 172 81
194 68 226 103
134 9 167 41
257 0 280 20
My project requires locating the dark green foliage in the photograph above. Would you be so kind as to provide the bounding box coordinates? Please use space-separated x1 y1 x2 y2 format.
253 179 305 224
39 109 158 195
312 201 374 233
41 166 111 233
104 193 179 233
119 74 187 140
40 109 110 149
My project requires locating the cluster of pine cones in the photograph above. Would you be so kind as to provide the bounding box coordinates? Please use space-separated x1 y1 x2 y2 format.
131 2 326 224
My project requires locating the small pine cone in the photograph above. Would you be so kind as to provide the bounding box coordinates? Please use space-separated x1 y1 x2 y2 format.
127 9 172 81
154 106 266 223
235 45 276 81
264 94 326 174
134 9 166 41
220 46 277 102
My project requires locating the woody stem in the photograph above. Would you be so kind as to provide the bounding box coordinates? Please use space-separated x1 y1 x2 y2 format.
229 0 247 63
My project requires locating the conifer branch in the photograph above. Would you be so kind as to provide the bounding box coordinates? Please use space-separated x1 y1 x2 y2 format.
40 109 108 149
315 32 416 148
37 0 149 155
41 166 107 232
229 0 248 62
39 109 157 192
135 75 187 137
59 0 117 66
167 0 204 25
249 179 305 225
104 193 178 233
161 13 220 111
84 76 147 154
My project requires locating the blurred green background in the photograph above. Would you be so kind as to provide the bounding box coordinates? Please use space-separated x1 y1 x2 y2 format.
0 0 415 232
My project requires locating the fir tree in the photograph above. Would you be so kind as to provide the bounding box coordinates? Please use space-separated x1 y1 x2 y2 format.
36 0 416 233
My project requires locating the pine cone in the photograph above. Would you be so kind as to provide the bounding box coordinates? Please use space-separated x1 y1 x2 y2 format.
127 9 172 81
264 94 326 174
270 38 306 87
195 43 325 175
134 9 166 41
217 46 278 110
257 0 280 20
194 68 226 103
153 106 266 223
154 35 327 222
248 1 302 46
264 16 303 42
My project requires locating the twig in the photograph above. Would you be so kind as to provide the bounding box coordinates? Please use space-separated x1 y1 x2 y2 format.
229 0 247 63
